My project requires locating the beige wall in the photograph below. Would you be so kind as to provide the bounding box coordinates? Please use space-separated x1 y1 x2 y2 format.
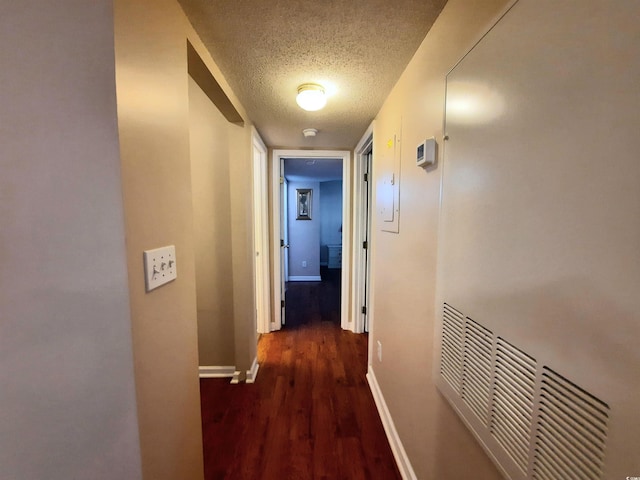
114 1 203 478
228 122 259 374
0 2 141 479
114 0 256 477
189 77 236 366
288 181 321 278
436 1 640 477
369 0 510 478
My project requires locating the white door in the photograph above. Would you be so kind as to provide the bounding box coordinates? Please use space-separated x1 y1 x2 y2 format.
279 158 287 325
252 135 270 334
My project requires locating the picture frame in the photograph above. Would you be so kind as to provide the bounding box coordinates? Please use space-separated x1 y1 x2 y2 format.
296 188 312 220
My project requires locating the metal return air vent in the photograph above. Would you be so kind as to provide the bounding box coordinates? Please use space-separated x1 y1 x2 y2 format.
441 303 464 393
490 338 537 474
462 318 493 426
533 367 610 480
438 303 612 479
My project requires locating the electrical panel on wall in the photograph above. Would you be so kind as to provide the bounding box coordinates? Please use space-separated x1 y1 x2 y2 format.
377 122 401 233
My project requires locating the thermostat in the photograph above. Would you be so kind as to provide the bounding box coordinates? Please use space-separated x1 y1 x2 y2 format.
416 138 437 167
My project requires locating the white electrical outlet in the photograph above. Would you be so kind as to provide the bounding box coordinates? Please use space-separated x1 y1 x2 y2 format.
143 245 177 292
377 341 382 362
302 260 307 268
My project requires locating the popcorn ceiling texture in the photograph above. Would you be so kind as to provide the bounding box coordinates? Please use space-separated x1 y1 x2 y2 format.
178 0 447 148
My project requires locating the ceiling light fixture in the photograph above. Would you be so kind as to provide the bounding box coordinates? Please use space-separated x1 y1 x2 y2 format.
296 84 327 111
302 128 318 138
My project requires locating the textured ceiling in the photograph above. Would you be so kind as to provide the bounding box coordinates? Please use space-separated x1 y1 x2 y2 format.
179 0 448 149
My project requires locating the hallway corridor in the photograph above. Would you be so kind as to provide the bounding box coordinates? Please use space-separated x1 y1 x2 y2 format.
199 289 400 479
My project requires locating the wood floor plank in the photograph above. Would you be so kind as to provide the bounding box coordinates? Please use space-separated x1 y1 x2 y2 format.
200 269 401 479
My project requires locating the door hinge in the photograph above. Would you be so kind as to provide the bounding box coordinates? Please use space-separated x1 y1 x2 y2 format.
280 239 284 247
280 176 284 184
363 241 368 249
281 300 285 308
364 173 368 182
362 306 367 314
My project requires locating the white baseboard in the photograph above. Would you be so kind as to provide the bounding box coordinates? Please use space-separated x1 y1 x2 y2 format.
199 365 236 379
288 275 322 281
366 367 417 480
245 357 260 384
230 370 241 384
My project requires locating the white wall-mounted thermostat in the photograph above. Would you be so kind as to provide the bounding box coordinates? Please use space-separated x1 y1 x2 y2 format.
416 137 437 167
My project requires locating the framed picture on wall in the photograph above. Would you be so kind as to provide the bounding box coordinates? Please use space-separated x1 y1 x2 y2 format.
296 188 312 220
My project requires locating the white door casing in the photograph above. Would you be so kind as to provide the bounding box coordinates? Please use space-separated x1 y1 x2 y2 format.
271 149 352 331
352 123 374 334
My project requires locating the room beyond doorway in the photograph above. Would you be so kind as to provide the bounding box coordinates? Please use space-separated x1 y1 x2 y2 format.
282 156 343 330
271 150 352 332
284 157 343 283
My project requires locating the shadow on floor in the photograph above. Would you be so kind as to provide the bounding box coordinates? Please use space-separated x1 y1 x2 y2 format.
284 266 341 329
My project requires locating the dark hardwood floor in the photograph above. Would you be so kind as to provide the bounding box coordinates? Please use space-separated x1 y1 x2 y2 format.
284 266 342 329
199 267 401 479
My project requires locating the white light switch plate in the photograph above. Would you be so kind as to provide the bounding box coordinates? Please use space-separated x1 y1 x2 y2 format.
143 245 177 292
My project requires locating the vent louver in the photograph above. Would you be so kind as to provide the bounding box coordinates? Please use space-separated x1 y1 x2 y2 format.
438 303 612 479
532 368 610 480
490 338 537 473
462 318 493 426
441 304 464 393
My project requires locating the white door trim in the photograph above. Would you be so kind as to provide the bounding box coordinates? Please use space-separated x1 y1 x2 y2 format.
271 157 284 330
271 149 352 331
251 127 271 334
282 175 289 283
352 123 374 333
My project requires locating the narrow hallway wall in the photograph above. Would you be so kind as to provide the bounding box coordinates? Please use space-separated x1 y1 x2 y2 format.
189 77 236 367
368 0 510 478
114 1 203 477
114 0 256 477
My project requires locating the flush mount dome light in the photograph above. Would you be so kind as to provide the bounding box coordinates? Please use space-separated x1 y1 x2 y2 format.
296 84 326 111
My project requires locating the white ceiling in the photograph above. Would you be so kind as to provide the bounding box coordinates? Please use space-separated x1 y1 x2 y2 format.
178 0 448 149
284 158 343 182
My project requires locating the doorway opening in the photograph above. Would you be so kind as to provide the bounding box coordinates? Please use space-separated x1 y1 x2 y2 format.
271 150 352 331
282 157 343 328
